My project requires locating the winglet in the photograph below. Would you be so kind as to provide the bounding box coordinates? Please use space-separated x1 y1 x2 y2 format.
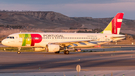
101 13 124 34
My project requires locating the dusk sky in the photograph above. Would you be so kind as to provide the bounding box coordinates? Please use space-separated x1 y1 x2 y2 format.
0 0 135 19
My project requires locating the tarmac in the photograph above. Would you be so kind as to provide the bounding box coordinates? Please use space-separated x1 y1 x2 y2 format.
1 46 135 76
0 45 135 76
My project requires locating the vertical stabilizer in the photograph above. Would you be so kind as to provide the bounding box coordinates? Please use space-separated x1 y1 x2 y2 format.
101 13 124 34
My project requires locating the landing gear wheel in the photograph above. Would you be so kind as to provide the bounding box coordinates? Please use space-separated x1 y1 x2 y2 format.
55 51 60 54
64 50 69 54
17 51 21 54
17 47 21 54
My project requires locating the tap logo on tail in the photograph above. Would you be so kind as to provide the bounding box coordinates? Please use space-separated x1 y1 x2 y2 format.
101 13 124 34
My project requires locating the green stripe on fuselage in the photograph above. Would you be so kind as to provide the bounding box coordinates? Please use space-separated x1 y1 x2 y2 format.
19 34 31 46
25 34 31 46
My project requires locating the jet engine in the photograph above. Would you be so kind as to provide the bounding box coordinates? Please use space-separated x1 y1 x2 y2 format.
46 44 60 52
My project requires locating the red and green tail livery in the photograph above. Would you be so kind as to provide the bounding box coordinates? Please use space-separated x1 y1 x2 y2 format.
101 13 124 34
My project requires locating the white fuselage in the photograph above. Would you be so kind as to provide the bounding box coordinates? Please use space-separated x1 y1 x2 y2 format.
2 32 125 48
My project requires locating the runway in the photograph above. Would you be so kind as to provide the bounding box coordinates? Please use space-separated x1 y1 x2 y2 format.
1 47 135 73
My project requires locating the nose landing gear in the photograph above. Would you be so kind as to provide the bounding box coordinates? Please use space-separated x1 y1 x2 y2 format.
17 47 21 54
17 51 21 54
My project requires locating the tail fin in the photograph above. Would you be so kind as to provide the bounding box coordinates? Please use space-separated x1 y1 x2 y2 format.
101 13 124 34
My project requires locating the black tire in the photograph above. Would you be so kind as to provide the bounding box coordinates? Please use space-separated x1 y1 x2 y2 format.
17 51 21 54
64 50 69 54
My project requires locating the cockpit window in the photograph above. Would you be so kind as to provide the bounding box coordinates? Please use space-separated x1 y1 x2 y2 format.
7 36 14 39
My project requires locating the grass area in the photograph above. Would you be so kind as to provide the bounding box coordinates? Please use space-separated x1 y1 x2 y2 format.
0 47 34 52
0 45 122 53
0 47 97 52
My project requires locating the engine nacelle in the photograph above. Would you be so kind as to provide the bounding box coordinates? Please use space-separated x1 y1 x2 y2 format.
34 48 45 51
47 44 60 52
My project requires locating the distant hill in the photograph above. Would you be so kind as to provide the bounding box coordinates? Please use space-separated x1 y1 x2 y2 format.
0 11 135 36
0 11 81 29
71 17 135 34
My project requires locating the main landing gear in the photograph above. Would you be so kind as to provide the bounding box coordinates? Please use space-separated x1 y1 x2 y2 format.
63 47 70 54
64 50 69 54
55 50 69 54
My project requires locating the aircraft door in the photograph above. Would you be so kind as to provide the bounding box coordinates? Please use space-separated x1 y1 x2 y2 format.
19 37 23 43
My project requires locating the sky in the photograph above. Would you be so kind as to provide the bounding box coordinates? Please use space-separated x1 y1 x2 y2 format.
0 0 135 20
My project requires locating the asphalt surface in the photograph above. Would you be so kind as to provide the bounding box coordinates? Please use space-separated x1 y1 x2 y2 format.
1 47 135 73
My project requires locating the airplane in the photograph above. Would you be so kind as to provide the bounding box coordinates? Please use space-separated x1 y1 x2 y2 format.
1 13 125 54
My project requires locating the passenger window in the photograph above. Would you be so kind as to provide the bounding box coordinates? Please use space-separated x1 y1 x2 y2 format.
7 37 10 39
7 36 14 39
10 37 14 39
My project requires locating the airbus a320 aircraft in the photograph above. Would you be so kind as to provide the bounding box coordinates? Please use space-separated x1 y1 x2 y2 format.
2 13 125 54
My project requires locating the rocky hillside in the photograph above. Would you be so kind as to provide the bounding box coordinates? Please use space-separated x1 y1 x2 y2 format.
0 11 135 35
71 17 113 29
71 17 135 34
0 11 81 29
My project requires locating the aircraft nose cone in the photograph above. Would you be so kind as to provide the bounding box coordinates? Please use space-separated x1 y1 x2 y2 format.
1 39 8 46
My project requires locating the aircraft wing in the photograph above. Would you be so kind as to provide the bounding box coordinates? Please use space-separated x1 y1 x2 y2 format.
50 40 109 47
51 40 93 46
